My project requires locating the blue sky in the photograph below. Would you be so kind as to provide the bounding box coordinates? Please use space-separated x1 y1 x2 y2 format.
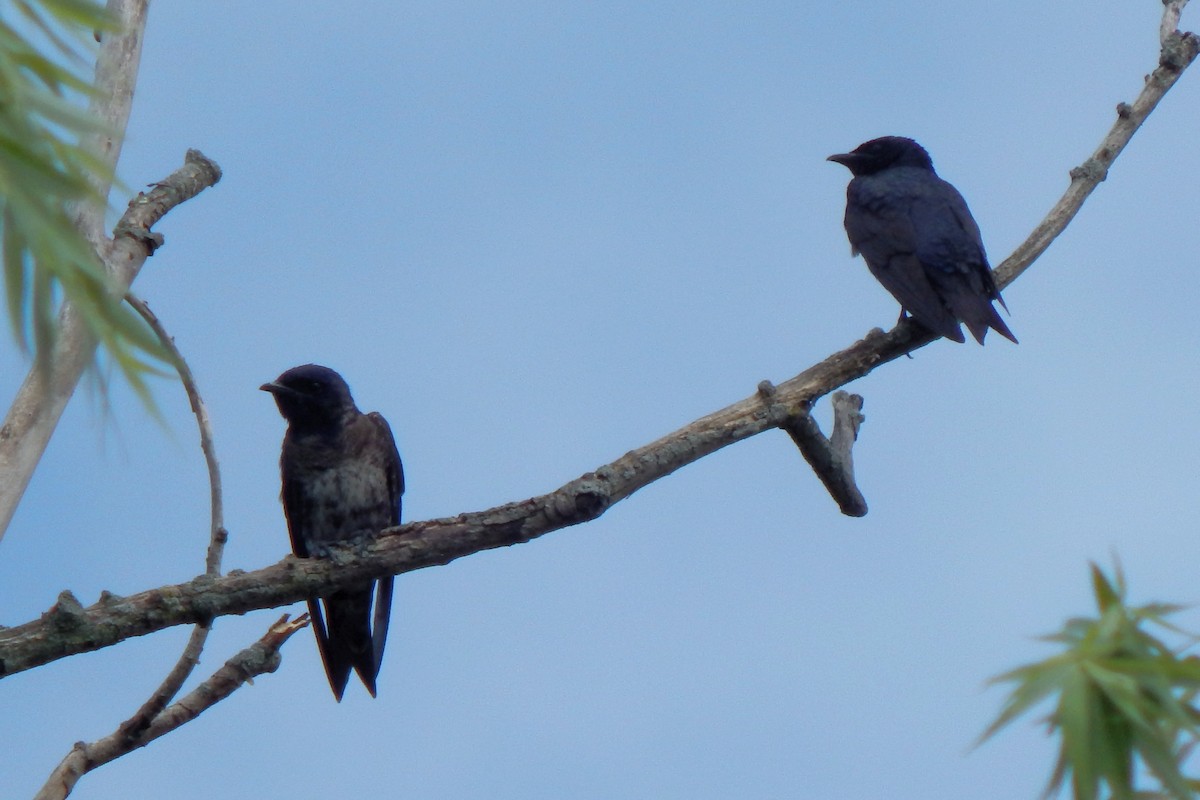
3 2 1200 797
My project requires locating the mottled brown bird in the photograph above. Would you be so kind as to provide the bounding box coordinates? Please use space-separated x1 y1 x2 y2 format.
261 364 404 700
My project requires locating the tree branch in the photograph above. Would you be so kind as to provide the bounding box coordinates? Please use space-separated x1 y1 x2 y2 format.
775 388 868 517
72 0 151 244
33 292 235 799
0 144 223 542
0 0 1194 697
33 614 308 800
994 2 1199 290
0 325 913 678
0 0 155 543
107 294 228 739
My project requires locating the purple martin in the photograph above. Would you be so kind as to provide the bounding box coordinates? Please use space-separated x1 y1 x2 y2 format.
261 364 404 701
828 136 1016 344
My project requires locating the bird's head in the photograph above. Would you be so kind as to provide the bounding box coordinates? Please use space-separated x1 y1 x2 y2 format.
261 364 358 431
827 136 934 177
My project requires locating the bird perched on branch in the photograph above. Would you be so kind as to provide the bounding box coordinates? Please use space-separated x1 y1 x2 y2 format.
828 136 1016 344
261 364 404 701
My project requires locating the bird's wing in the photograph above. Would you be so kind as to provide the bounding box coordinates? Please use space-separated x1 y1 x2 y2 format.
279 439 314 559
367 411 404 525
280 439 358 699
909 181 989 282
365 411 404 684
371 577 395 676
909 181 1017 344
308 596 353 701
941 189 1009 311
845 179 965 341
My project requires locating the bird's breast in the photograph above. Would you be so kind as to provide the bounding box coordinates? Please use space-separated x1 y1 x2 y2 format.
288 448 395 547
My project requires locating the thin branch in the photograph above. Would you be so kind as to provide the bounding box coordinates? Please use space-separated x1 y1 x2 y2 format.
1162 0 1187 50
33 614 308 800
124 293 227 576
0 147 223 542
0 325 911 677
0 0 1194 690
0 0 152 543
109 294 227 741
994 1 1198 290
829 392 865 467
762 383 868 516
71 0 150 245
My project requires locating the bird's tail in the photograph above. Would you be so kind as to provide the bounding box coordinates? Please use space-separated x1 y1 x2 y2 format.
321 586 381 699
960 309 1017 345
944 285 1017 345
308 597 352 701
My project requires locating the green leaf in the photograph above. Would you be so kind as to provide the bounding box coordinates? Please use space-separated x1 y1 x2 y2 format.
0 0 170 394
1060 668 1101 800
983 563 1200 800
979 657 1074 745
1091 562 1123 614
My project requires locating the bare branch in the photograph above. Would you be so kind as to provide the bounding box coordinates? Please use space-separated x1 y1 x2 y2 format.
0 149 222 542
1 0 1194 708
761 383 868 516
1161 0 1187 47
830 392 866 465
125 293 227 576
107 294 227 740
8 154 226 796
0 323 920 678
108 150 224 263
71 0 151 245
995 0 1198 290
33 615 308 800
0 0 154 544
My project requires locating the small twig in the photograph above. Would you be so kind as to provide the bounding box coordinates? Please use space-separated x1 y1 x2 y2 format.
34 615 309 800
766 382 868 517
110 294 227 742
34 293 230 796
125 294 226 576
71 0 151 246
995 0 1198 291
0 0 154 543
0 148 222 543
829 391 865 475
110 149 222 258
1162 0 1187 46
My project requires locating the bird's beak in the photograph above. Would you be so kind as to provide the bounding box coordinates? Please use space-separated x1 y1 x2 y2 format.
260 381 292 397
826 153 856 167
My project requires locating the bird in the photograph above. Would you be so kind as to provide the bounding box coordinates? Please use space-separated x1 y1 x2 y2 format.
261 364 404 701
827 136 1016 345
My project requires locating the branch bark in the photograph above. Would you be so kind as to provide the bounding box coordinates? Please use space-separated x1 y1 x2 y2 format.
778 390 868 517
0 0 154 543
33 614 308 800
0 324 920 677
106 295 228 740
0 149 221 540
994 7 1199 290
758 381 868 516
1 0 1195 728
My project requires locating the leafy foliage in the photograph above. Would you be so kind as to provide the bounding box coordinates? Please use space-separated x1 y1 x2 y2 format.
0 0 167 391
983 563 1200 800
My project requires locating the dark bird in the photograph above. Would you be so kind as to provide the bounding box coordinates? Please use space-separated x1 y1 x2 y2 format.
827 136 1016 344
261 364 404 701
